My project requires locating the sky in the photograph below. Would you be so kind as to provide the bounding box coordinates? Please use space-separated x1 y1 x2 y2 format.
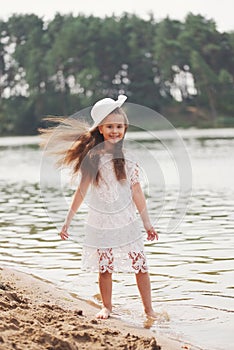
0 0 233 32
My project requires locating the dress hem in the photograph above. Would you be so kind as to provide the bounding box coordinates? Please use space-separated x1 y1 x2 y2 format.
81 266 149 274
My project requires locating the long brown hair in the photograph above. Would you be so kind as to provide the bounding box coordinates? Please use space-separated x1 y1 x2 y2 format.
38 107 129 184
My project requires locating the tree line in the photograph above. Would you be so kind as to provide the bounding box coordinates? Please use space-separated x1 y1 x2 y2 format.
0 12 234 135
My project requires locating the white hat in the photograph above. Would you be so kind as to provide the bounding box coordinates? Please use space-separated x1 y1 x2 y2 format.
90 94 127 129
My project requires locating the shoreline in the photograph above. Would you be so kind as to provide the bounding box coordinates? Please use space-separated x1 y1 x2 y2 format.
0 266 189 350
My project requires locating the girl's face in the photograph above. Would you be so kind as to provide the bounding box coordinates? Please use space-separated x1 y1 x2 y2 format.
98 113 127 145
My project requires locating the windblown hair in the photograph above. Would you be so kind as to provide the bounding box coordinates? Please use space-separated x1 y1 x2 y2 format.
38 107 129 184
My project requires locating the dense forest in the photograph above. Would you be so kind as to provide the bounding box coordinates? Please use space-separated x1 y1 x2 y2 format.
0 12 234 135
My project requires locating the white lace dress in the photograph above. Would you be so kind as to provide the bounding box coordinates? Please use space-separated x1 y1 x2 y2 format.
82 152 148 274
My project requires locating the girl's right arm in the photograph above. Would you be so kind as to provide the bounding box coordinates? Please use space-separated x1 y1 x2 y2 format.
60 175 91 240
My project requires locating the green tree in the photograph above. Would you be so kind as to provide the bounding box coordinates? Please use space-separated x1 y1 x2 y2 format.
0 12 233 135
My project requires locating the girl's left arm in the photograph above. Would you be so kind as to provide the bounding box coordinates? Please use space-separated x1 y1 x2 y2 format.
132 182 158 241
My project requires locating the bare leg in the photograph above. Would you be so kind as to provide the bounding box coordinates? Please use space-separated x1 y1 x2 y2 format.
96 271 112 319
135 271 158 318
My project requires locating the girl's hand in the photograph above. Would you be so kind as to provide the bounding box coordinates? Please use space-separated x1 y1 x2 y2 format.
146 226 158 241
60 224 69 240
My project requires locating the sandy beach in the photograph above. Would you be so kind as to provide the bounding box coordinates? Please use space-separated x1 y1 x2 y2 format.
0 266 188 350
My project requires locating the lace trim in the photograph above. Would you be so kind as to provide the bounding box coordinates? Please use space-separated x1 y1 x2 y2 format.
128 250 148 273
97 248 114 273
93 247 148 273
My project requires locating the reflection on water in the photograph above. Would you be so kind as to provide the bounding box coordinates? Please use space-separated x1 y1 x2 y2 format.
0 129 234 350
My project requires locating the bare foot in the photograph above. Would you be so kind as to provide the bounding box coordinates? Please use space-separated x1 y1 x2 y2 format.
146 310 170 321
144 311 161 329
145 310 160 319
96 307 111 319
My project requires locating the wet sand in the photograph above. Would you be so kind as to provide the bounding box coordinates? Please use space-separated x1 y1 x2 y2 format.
0 266 186 350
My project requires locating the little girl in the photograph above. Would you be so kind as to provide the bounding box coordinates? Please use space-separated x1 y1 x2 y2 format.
39 95 158 320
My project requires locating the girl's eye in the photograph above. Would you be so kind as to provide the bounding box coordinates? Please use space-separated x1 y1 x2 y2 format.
106 124 124 129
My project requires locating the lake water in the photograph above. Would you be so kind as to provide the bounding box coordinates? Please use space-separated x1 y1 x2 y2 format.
0 129 233 350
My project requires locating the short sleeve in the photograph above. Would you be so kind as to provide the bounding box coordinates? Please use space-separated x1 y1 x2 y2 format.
130 162 140 186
